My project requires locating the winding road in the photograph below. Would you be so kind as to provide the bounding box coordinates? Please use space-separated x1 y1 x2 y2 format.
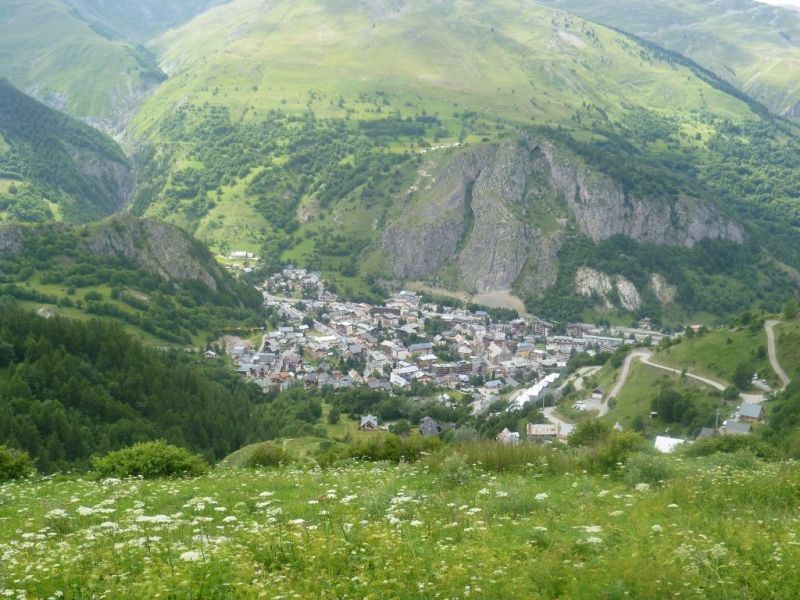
766 320 790 390
603 319 791 414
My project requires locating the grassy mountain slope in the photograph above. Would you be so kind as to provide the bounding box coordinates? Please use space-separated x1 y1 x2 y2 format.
0 0 164 133
135 0 750 134
539 0 800 117
0 80 132 222
64 0 231 43
124 0 800 320
0 216 263 345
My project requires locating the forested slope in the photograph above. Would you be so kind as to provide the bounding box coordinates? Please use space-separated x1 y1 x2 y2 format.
0 304 264 472
0 80 132 222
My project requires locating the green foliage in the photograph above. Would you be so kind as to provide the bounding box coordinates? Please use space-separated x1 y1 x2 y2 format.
92 440 208 479
244 443 294 468
347 434 442 463
436 454 474 488
0 304 267 472
732 362 753 390
0 219 263 343
683 435 778 460
0 79 129 221
569 419 613 448
624 452 674 486
0 444 34 481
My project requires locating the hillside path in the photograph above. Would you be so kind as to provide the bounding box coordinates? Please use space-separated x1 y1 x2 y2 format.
765 319 791 389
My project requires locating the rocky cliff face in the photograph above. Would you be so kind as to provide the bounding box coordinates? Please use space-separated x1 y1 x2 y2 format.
86 216 221 291
0 224 23 253
66 144 133 213
381 136 744 295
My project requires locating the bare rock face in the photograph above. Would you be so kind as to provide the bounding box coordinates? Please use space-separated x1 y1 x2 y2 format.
650 273 677 305
0 223 23 253
575 267 641 311
381 136 745 296
85 216 221 291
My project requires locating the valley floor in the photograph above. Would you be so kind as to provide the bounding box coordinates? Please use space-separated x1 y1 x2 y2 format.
2 455 800 599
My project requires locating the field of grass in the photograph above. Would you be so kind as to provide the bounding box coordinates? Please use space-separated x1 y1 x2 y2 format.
655 325 776 389
776 316 800 379
0 0 156 129
2 451 800 598
536 0 800 118
605 361 722 435
136 0 751 138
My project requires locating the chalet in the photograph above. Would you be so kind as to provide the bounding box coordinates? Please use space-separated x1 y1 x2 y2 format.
527 423 559 442
696 427 716 440
408 342 434 354
497 428 521 445
531 318 555 338
204 350 217 359
739 403 764 422
416 353 439 369
722 421 752 435
360 415 379 431
591 388 604 401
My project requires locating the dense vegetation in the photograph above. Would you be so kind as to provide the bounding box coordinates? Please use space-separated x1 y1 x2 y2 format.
0 304 270 472
2 441 800 598
0 219 264 344
526 234 796 323
0 79 130 221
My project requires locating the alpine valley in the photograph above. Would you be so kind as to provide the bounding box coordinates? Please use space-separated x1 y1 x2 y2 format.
0 0 799 323
6 2 800 598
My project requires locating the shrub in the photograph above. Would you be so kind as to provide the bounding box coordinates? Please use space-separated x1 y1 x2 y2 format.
454 441 579 475
682 434 777 460
0 445 34 481
245 443 294 468
581 431 646 474
437 454 474 487
348 433 442 463
92 441 209 479
624 452 674 486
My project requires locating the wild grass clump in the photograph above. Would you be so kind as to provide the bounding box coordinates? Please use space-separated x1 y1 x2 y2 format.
437 454 474 487
624 452 674 486
0 445 34 481
452 440 578 474
91 440 208 479
245 443 295 468
348 433 442 462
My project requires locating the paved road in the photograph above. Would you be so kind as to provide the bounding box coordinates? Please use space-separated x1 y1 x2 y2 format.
765 319 791 390
543 407 574 436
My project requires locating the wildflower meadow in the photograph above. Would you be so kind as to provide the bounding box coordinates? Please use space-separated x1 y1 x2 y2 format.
2 449 800 599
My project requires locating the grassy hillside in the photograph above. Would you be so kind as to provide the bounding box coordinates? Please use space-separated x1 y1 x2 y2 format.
0 0 165 132
655 322 777 389
0 217 264 345
136 0 751 134
539 0 800 118
2 450 800 598
604 361 724 435
64 0 231 42
0 80 132 222
123 0 800 319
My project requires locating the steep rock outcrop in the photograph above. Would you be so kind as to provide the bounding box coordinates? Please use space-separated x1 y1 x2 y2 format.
539 139 744 247
382 136 744 295
86 217 221 291
0 224 23 253
575 267 641 311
